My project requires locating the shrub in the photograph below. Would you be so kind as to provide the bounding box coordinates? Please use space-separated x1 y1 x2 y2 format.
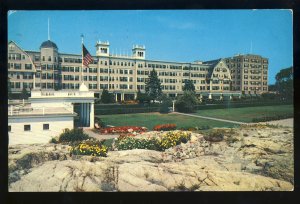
115 131 191 151
49 137 58 144
175 91 198 113
153 124 177 131
100 89 115 103
69 142 108 157
115 137 160 151
58 128 90 143
159 94 172 114
136 90 151 104
203 129 225 142
100 126 147 134
252 114 293 122
95 117 106 128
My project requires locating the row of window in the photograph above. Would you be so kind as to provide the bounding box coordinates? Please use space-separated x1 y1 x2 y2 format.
8 53 25 60
8 124 49 132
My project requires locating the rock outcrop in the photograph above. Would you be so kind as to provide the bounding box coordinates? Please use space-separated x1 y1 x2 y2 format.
8 125 294 192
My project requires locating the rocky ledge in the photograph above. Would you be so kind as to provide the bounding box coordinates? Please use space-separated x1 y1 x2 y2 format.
8 125 293 191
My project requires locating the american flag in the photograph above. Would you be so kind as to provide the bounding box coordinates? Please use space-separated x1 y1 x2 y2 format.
82 44 93 67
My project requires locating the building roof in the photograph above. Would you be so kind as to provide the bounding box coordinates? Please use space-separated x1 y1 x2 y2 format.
40 40 58 49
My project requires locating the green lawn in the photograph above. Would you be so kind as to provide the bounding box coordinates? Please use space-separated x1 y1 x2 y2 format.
96 113 238 130
195 105 293 123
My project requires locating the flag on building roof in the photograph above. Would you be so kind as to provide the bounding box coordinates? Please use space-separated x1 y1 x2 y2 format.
82 44 93 67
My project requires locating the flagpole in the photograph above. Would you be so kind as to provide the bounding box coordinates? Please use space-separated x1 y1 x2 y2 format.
81 34 84 85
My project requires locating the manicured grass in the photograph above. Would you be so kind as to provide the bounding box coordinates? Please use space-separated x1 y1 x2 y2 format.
195 105 293 123
96 113 238 130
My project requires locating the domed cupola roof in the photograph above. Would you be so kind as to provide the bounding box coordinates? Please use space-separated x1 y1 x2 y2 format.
40 40 58 49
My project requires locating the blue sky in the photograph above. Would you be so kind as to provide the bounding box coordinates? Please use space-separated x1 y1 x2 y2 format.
8 10 292 84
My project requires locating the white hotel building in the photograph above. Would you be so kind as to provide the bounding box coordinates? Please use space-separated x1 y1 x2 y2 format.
7 39 269 101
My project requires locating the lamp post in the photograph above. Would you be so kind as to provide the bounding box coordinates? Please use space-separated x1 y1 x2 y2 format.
172 100 176 112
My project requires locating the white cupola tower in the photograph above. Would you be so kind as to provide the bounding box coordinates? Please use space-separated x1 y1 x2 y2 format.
96 40 110 57
132 45 146 59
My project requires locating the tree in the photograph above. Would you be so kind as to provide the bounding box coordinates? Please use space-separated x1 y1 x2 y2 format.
175 91 198 113
183 79 195 92
145 68 162 102
100 89 114 103
20 87 29 99
158 94 172 114
268 84 276 92
136 89 150 104
275 67 293 100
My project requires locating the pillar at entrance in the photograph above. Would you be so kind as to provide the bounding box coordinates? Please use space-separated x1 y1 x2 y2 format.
121 93 124 101
90 102 94 128
115 93 118 102
208 93 212 99
134 93 137 100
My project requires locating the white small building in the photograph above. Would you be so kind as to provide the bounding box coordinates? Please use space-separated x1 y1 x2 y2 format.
8 84 95 145
8 106 76 145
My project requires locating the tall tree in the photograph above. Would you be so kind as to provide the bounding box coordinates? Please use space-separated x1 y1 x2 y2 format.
183 79 195 92
145 68 162 102
268 84 276 92
136 88 150 104
275 67 293 100
100 88 114 103
20 87 29 99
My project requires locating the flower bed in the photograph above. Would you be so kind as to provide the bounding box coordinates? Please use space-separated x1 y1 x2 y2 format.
115 130 191 151
157 131 191 150
69 142 108 157
153 124 177 131
100 126 148 134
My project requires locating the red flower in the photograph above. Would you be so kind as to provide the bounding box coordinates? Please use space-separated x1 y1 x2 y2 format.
153 124 177 131
100 126 148 134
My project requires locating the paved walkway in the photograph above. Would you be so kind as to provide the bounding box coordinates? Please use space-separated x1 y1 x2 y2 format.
172 112 247 125
83 128 119 140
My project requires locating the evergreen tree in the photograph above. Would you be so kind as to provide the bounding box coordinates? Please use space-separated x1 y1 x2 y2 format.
100 89 114 103
136 89 150 104
145 68 162 102
20 87 29 99
183 79 195 92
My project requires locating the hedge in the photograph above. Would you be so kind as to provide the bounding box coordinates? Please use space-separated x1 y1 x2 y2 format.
95 107 160 115
252 114 294 123
195 101 292 110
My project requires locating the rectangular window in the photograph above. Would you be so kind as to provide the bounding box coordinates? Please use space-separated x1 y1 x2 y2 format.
43 124 49 130
8 125 11 132
24 125 31 131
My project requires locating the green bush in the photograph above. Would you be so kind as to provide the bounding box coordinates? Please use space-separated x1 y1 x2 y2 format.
115 137 160 151
159 94 172 114
252 114 293 122
203 129 225 142
100 89 115 104
95 117 106 128
70 142 108 157
115 131 191 151
175 91 199 113
49 137 58 144
58 128 90 143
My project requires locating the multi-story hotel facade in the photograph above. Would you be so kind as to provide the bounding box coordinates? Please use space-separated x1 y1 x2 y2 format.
7 39 268 101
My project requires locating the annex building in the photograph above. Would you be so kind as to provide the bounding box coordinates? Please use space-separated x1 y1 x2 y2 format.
7 39 268 101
